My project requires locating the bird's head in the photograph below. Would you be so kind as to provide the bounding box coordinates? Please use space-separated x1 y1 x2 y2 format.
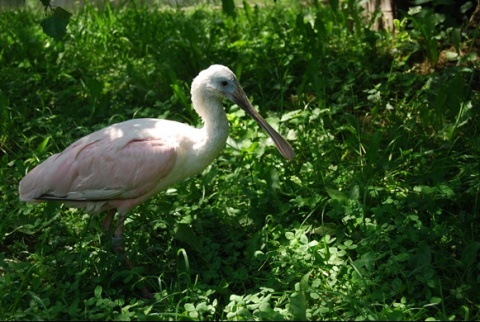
191 65 295 160
191 64 240 100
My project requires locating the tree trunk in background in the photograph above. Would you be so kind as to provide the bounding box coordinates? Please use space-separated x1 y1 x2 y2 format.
362 0 394 31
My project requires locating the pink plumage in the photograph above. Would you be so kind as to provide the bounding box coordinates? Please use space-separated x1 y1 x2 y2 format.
20 118 186 215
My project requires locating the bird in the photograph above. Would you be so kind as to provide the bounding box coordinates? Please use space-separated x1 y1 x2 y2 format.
19 64 294 295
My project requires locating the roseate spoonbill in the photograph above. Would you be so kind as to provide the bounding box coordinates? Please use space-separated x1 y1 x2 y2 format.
19 65 294 292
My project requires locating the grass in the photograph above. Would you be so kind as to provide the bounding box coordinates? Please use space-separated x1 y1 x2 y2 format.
1 0 479 320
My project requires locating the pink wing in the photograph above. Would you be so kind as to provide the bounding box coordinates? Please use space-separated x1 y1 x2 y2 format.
19 121 178 204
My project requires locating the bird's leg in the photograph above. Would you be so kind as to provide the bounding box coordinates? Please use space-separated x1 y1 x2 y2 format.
111 214 127 261
102 212 152 298
102 210 127 260
111 213 153 299
102 209 116 236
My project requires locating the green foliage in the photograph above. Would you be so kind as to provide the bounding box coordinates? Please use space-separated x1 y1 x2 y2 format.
222 0 236 18
40 6 72 41
38 0 72 41
0 0 479 320
396 0 478 68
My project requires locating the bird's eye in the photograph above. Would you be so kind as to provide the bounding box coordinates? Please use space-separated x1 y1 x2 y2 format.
220 80 228 87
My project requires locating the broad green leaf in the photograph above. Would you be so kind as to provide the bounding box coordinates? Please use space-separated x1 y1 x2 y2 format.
290 292 307 321
222 0 235 18
394 252 410 262
40 7 72 41
325 188 350 202
461 242 480 267
429 297 442 305
174 223 204 253
242 0 252 21
94 286 102 299
328 0 338 12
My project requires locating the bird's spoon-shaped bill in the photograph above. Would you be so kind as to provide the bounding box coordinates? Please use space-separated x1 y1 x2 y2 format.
229 87 295 160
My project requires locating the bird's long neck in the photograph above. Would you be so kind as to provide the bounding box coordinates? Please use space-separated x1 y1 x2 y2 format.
192 93 229 160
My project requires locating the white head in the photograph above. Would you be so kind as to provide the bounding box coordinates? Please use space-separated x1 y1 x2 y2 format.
191 64 240 101
191 65 295 160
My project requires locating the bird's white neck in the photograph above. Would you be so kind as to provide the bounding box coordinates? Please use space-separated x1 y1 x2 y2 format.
191 90 229 161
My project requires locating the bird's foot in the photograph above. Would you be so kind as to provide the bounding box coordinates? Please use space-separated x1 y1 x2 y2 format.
111 236 125 250
111 236 128 261
110 236 154 299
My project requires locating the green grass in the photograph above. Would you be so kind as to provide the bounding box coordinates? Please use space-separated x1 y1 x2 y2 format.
1 0 479 320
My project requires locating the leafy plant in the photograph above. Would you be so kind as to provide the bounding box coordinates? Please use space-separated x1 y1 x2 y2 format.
38 0 72 41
